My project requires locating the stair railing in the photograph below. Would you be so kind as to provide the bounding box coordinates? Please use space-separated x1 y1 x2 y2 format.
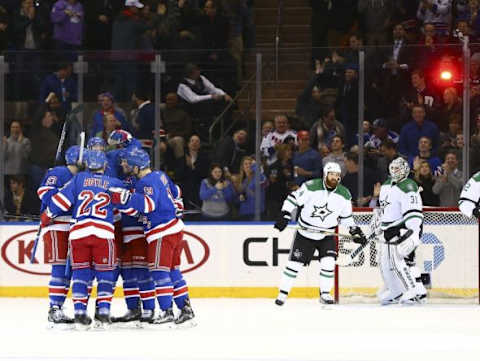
274 0 284 81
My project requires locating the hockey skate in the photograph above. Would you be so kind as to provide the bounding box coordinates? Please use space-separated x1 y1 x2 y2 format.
150 308 175 328
111 308 141 328
47 305 74 329
319 292 334 305
139 309 154 327
93 313 112 330
74 314 92 331
274 299 285 306
175 300 196 328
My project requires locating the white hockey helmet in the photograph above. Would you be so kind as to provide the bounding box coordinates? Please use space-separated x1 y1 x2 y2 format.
323 162 342 181
389 157 410 182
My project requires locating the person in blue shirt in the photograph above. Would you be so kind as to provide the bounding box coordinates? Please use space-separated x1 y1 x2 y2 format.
90 92 131 136
398 105 440 157
408 136 442 176
39 63 77 111
199 163 235 220
235 156 267 220
292 130 322 186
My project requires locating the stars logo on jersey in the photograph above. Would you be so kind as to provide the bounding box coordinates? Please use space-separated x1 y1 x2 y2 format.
380 196 390 209
311 204 333 221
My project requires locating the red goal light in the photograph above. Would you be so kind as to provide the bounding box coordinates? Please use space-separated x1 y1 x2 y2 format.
440 70 453 81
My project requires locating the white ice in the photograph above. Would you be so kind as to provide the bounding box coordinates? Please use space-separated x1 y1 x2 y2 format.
0 297 479 361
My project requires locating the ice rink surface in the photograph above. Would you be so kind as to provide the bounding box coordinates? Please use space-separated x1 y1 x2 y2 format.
0 297 479 361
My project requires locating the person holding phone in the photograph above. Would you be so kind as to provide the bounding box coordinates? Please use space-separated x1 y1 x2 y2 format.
199 163 235 220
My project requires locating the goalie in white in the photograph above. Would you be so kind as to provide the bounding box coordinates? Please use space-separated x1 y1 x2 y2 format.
273 162 367 305
458 172 480 218
377 157 427 305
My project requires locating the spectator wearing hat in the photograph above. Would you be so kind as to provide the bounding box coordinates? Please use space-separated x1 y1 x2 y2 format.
398 104 440 157
260 114 297 166
292 130 322 186
90 92 131 137
50 0 84 51
39 63 77 112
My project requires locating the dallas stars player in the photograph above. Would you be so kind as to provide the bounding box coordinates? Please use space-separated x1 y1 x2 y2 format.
273 162 367 305
459 172 480 218
377 157 427 304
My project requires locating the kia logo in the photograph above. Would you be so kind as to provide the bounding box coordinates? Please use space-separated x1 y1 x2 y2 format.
1 229 210 275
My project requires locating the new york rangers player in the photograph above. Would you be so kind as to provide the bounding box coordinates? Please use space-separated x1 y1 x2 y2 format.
111 149 195 326
37 145 82 326
41 150 125 329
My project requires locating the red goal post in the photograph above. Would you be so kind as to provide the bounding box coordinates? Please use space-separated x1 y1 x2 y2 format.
335 207 480 304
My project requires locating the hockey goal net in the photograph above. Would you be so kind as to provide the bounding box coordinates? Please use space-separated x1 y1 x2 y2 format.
336 208 479 304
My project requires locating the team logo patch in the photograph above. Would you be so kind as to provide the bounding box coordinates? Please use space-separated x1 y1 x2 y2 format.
311 204 333 221
144 186 153 195
293 249 302 259
45 176 58 186
379 196 390 209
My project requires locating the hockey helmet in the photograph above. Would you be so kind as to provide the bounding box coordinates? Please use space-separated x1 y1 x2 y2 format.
389 157 410 182
125 148 150 170
108 129 132 148
323 162 342 180
65 145 81 165
85 150 107 170
87 137 106 151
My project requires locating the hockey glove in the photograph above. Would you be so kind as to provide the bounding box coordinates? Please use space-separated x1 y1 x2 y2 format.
274 211 291 232
109 187 131 205
174 198 184 219
40 211 52 228
349 226 367 245
473 206 480 218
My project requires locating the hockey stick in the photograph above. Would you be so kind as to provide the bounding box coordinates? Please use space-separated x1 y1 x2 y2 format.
29 224 43 264
54 104 85 165
287 224 354 239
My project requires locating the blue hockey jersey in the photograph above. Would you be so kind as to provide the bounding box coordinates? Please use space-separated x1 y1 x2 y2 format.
47 171 125 240
105 139 143 179
119 170 184 243
120 175 144 243
37 166 75 232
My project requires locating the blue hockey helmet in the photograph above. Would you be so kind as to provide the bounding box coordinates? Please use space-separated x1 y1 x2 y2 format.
65 145 81 165
87 137 106 151
125 148 150 170
107 130 132 148
85 150 107 170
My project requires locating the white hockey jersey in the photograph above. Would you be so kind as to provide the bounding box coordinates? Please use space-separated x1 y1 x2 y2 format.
281 178 355 240
379 177 423 236
260 130 297 165
458 172 480 217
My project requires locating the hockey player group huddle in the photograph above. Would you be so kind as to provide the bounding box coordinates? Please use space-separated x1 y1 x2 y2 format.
37 130 195 330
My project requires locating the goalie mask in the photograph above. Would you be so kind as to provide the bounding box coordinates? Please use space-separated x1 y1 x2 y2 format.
389 157 410 183
323 162 341 188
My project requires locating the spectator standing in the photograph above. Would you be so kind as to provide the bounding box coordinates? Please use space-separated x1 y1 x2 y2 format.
50 0 84 52
310 0 329 62
436 87 462 132
111 0 149 102
199 163 235 220
358 0 394 45
409 136 442 176
266 144 295 219
432 152 463 206
398 105 440 157
309 107 345 155
327 0 357 47
3 121 31 177
335 65 359 146
29 111 59 190
84 0 120 50
39 63 77 112
151 0 180 50
413 160 439 206
234 156 266 220
4 176 39 218
292 130 322 186
176 134 210 209
260 115 297 166
213 128 248 174
90 92 131 137
162 92 193 160
322 135 347 176
132 89 154 143
341 151 378 206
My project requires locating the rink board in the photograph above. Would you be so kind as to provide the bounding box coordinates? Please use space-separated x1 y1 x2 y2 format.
0 222 478 298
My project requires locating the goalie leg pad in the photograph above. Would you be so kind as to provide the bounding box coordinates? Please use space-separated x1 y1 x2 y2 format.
319 256 335 295
397 232 420 258
379 244 406 299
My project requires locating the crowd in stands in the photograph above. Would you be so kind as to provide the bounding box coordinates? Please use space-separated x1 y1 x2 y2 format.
2 0 480 220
